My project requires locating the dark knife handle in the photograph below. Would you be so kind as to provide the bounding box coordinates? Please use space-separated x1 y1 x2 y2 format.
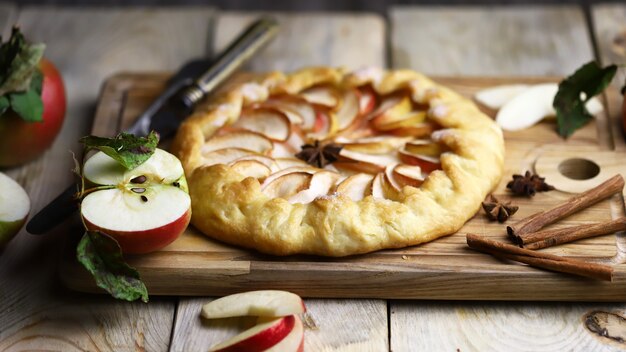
26 185 78 235
178 17 279 107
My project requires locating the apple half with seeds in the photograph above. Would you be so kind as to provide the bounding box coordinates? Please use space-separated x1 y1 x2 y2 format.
0 172 30 247
81 148 191 254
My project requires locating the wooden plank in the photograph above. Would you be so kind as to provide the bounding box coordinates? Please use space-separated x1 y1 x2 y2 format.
169 12 389 352
213 12 386 71
389 5 626 352
59 74 626 301
0 7 215 350
591 4 626 151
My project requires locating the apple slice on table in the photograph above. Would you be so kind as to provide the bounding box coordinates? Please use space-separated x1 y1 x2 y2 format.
203 148 260 167
404 139 442 156
81 149 191 254
336 173 374 201
262 172 313 199
393 164 426 187
300 85 340 107
229 160 272 181
265 315 304 352
202 290 306 319
398 149 441 174
289 171 341 204
208 315 296 352
336 149 400 173
233 108 291 141
0 172 30 247
202 131 273 155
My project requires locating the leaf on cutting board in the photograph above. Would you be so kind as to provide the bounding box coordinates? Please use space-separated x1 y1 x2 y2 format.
553 61 617 139
80 131 160 170
77 231 149 303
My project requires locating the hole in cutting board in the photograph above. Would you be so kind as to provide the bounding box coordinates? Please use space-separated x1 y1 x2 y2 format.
558 158 600 180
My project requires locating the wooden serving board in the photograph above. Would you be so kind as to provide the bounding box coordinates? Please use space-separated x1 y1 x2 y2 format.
60 73 626 301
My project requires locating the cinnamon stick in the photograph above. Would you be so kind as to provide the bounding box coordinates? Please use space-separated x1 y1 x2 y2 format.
507 175 624 241
520 217 626 250
466 233 613 281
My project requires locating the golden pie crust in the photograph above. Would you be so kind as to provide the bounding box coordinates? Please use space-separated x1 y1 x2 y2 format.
171 67 504 256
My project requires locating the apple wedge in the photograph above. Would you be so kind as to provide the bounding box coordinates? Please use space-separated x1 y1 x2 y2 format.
398 149 441 173
203 148 260 167
233 108 291 141
336 149 400 173
335 173 374 201
202 290 306 319
288 171 341 204
208 315 296 352
81 149 191 254
300 85 340 107
229 160 272 181
265 315 304 352
0 172 30 247
393 164 426 187
404 139 442 156
474 84 529 110
262 172 313 199
335 89 360 131
202 131 273 155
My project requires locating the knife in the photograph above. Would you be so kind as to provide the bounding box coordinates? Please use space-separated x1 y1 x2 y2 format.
26 17 279 235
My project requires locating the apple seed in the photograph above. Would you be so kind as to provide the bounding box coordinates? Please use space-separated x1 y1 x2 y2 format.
140 195 148 202
130 175 147 184
131 187 146 194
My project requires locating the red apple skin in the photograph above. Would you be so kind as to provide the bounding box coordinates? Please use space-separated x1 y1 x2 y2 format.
84 208 191 254
214 315 296 352
0 58 67 167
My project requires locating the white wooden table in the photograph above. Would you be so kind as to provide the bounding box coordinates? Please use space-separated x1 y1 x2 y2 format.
1 4 626 351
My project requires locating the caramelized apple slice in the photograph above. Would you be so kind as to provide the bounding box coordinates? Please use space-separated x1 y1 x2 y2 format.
202 131 273 155
404 139 442 156
367 95 411 121
261 166 320 189
275 158 309 169
393 164 426 187
300 86 340 107
203 148 259 166
336 149 400 173
370 173 386 199
398 149 441 173
233 108 291 141
358 86 377 116
336 136 412 154
335 89 360 130
262 172 313 199
336 173 374 201
233 155 280 173
386 122 436 138
289 171 341 204
307 110 338 139
372 111 427 131
229 160 272 181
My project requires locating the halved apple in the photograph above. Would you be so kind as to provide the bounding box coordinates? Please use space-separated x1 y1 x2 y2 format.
393 164 426 187
202 131 273 155
81 149 191 254
372 111 427 131
0 172 30 247
233 108 291 141
336 149 400 173
335 173 374 201
229 160 272 181
202 290 306 319
208 315 296 352
300 85 340 107
398 149 441 173
404 139 442 156
288 171 341 204
203 148 259 167
265 315 304 352
334 89 360 131
262 172 313 199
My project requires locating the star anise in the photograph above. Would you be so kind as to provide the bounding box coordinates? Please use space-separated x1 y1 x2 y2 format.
295 140 343 168
506 171 555 197
481 194 519 223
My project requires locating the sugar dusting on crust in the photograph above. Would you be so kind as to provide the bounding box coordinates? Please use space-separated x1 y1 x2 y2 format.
352 66 384 84
317 192 340 201
429 104 449 119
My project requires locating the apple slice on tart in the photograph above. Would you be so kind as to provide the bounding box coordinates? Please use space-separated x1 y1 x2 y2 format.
171 67 504 256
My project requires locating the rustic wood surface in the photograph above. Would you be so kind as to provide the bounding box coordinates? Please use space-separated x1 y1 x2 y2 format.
2 4 626 352
389 5 626 352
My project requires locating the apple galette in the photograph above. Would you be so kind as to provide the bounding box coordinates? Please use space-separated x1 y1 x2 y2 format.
172 67 504 256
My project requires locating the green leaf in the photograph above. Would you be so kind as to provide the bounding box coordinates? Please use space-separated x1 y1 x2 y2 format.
553 61 617 139
0 95 9 115
0 27 45 95
76 231 149 302
79 131 160 170
9 87 43 122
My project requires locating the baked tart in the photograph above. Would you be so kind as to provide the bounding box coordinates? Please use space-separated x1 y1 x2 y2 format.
171 67 504 256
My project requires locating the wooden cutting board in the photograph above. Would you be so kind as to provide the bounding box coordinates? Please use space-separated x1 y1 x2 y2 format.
60 73 626 301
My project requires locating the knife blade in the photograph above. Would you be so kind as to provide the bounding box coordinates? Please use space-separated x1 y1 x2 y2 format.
26 17 279 235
